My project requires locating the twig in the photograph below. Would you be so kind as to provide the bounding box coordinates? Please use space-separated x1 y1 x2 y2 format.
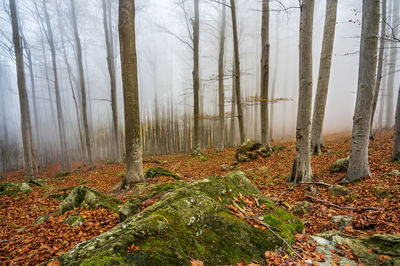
306 196 384 211
299 182 333 187
0 238 25 243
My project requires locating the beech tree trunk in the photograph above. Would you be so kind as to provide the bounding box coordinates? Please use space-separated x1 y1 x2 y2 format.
393 84 400 161
193 0 200 150
71 0 94 168
230 63 237 145
218 0 226 151
311 0 338 154
9 0 36 180
260 0 270 147
288 0 314 184
230 0 245 144
117 0 145 189
345 0 380 182
102 0 119 159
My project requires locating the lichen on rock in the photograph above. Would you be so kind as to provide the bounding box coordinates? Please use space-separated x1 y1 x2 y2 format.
329 157 349 173
53 172 303 265
59 186 121 214
144 167 180 180
235 139 271 162
0 182 33 196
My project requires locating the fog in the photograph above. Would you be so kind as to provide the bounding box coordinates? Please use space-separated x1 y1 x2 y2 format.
0 0 397 171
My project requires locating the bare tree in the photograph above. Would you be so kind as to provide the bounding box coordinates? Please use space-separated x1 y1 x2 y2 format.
9 0 36 179
311 0 338 154
116 0 145 189
345 0 380 182
288 0 314 184
193 0 200 149
70 0 94 168
218 0 226 151
260 0 270 148
230 0 245 144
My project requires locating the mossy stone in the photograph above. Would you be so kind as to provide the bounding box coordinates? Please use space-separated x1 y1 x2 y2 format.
65 215 85 227
0 182 33 196
330 157 349 173
144 167 180 180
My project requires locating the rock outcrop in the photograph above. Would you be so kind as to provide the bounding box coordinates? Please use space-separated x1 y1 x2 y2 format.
329 157 349 173
235 139 271 162
0 182 33 196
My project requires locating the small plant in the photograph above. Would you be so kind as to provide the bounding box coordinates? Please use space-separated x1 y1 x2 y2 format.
117 172 126 178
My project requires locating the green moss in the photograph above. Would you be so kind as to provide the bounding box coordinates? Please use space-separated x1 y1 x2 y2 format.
144 167 180 180
80 251 126 266
55 172 70 178
117 172 126 178
0 182 33 196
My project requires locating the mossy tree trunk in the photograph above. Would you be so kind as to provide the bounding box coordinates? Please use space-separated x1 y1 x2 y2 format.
288 0 314 184
345 0 379 182
117 0 145 189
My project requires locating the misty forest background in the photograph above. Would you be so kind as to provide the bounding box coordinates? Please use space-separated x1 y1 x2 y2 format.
0 0 398 175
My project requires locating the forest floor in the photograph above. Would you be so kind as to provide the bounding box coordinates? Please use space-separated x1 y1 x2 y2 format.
0 131 399 265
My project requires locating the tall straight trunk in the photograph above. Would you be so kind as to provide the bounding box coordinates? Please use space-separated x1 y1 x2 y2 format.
9 0 35 179
218 1 226 151
71 0 94 168
42 0 70 171
288 0 314 184
385 0 398 129
393 83 400 160
193 0 200 149
260 0 270 147
311 0 338 154
370 0 386 137
345 0 380 182
102 0 119 159
230 0 245 144
269 13 280 141
1 70 10 172
230 62 236 145
117 0 145 189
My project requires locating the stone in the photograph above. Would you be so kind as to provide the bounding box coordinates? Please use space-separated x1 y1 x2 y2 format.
329 157 349 173
16 228 27 233
52 172 303 266
34 215 50 225
235 139 271 162
329 185 350 196
0 182 33 196
59 186 121 214
383 170 400 177
330 215 353 231
64 215 85 227
291 201 312 216
144 167 180 180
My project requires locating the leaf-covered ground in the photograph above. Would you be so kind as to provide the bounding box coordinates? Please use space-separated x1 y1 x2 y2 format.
0 131 399 265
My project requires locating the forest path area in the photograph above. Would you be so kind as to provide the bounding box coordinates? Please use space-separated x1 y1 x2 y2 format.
0 131 399 265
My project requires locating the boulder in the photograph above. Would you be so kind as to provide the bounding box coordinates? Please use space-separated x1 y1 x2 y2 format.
144 167 180 180
0 182 33 196
34 215 50 225
291 201 312 216
330 215 353 231
64 215 85 227
235 139 271 162
329 185 351 196
52 172 303 265
59 186 121 214
329 157 349 173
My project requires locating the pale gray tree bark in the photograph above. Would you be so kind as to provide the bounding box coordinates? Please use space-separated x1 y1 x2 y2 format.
370 0 386 139
230 0 245 144
345 0 380 182
193 0 200 150
230 63 237 145
393 84 400 161
311 0 338 154
260 0 270 147
218 0 227 151
116 0 145 189
71 0 94 168
9 0 36 179
288 0 314 184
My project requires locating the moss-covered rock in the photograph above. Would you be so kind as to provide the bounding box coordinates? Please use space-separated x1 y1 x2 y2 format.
144 167 180 180
329 185 350 196
330 157 349 173
34 215 50 225
0 182 33 196
235 139 271 162
65 215 85 227
59 186 121 214
53 172 303 265
291 201 312 217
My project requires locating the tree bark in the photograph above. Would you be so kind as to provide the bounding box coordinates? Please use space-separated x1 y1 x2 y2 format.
193 0 200 150
70 0 94 168
229 63 236 145
288 0 314 184
260 0 270 148
117 0 145 189
345 0 380 182
218 0 227 151
230 0 245 144
9 0 35 180
311 0 338 154
102 0 119 159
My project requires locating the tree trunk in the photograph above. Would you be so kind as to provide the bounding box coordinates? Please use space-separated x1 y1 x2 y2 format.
193 0 200 150
345 0 380 182
260 0 270 147
370 0 386 139
102 0 119 159
218 0 227 151
230 0 245 144
311 0 338 154
393 83 400 161
71 0 94 168
269 12 280 142
9 0 35 180
117 0 145 189
288 0 314 184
